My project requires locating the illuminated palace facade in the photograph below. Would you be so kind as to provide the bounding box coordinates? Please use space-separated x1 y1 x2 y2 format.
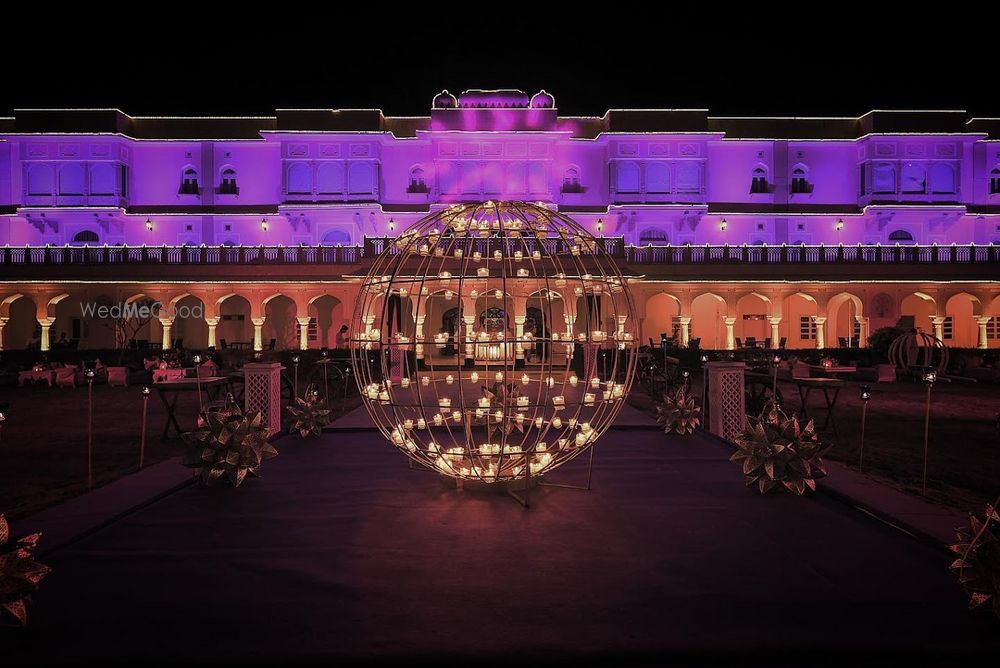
1 88 999 353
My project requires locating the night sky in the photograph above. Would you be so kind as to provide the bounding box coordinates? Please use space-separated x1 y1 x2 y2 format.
1 21 992 118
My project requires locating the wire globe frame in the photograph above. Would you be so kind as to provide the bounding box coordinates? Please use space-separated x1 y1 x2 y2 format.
350 201 638 484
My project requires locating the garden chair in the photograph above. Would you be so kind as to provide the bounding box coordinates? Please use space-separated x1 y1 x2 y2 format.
107 367 128 387
55 367 77 388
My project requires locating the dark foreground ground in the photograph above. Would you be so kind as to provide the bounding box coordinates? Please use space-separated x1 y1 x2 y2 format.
4 426 999 665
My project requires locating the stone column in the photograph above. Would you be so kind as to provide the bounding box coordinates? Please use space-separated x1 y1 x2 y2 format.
251 317 266 352
158 316 174 351
296 316 311 350
723 317 736 351
37 317 56 352
0 316 8 351
930 316 946 343
205 317 220 349
768 317 782 348
859 317 870 347
976 316 990 349
812 316 828 349
415 314 426 362
514 315 526 361
678 316 691 347
463 315 476 367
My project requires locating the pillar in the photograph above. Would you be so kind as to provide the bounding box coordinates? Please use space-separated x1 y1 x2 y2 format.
296 316 311 350
37 317 55 352
514 315 526 360
812 316 827 349
723 317 736 351
859 317 870 347
976 316 990 349
205 317 220 349
463 315 476 367
930 316 946 343
251 317 265 352
415 314 426 361
0 316 7 351
158 316 174 351
564 314 577 339
678 316 691 347
768 317 781 348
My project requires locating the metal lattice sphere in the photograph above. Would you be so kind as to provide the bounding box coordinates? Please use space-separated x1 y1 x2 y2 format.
351 201 638 483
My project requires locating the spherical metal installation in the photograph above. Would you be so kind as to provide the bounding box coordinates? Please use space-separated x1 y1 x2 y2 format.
351 201 638 484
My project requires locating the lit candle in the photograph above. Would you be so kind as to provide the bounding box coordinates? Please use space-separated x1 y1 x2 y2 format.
403 419 414 430
378 390 390 403
477 267 489 277
475 408 485 419
521 373 530 384
419 244 429 255
515 414 525 426
421 376 430 386
446 374 454 385
569 375 578 387
514 250 523 261
494 290 503 299
584 393 595 405
603 390 611 401
546 377 554 388
552 395 565 407
517 268 529 277
590 377 600 388
470 372 479 383
473 251 482 261
454 248 463 259
568 418 577 428
532 250 541 260
452 411 462 422
517 396 529 407
581 422 592 434
535 417 544 429
434 247 444 257
552 417 562 428
495 371 504 382
444 290 453 300
494 410 503 422
478 397 491 408
400 378 411 388
417 418 426 429
493 250 502 260
439 397 451 409
433 413 443 426
439 271 451 279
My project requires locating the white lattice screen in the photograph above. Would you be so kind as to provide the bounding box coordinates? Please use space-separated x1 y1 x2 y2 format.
707 362 746 442
244 362 283 437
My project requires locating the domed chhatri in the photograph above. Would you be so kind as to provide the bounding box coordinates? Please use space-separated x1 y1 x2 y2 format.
351 201 638 484
530 89 555 108
432 89 458 108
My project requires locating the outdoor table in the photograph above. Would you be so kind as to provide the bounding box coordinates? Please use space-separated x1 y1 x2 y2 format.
155 377 232 441
152 368 186 383
793 377 843 436
18 369 56 386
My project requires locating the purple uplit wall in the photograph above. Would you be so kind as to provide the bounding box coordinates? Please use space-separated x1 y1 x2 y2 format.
0 89 998 248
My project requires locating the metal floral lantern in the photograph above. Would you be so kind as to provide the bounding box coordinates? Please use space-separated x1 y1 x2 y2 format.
888 329 949 375
350 201 638 484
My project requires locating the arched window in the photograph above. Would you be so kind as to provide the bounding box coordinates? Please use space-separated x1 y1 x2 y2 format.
72 230 100 245
58 163 85 196
675 162 700 193
483 163 502 194
888 229 914 242
321 229 351 245
218 167 239 195
646 162 670 194
991 167 1000 195
286 163 312 195
901 163 926 193
348 162 374 194
872 162 896 194
407 166 429 193
179 167 199 195
615 161 640 193
27 164 54 196
750 165 769 194
90 163 116 196
790 164 811 194
929 163 956 194
561 166 583 193
317 163 344 194
639 228 668 244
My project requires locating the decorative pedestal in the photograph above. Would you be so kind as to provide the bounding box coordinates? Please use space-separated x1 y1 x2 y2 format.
706 361 746 442
244 362 283 437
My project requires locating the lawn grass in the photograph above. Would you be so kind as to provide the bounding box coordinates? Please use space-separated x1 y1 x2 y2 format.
629 376 1000 514
0 381 362 520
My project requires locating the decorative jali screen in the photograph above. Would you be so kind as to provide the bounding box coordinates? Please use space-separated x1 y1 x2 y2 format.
351 201 638 483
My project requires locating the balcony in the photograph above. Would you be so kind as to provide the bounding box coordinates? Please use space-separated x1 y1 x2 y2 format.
0 240 996 282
